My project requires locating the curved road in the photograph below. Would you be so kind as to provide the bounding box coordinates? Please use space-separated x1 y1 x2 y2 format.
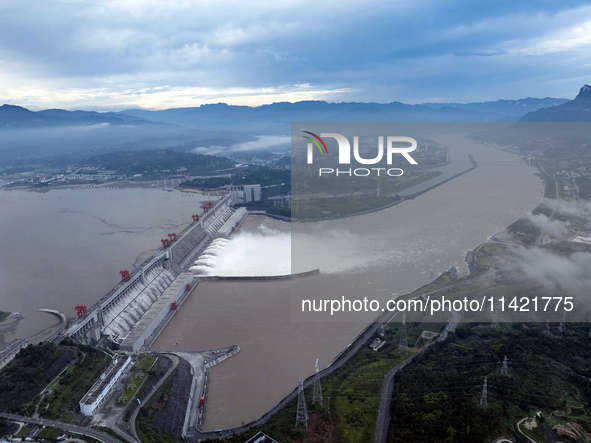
373 312 460 443
0 412 123 443
39 309 67 343
129 354 179 442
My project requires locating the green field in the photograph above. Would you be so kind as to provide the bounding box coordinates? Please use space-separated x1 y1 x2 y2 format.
138 355 158 371
117 372 148 407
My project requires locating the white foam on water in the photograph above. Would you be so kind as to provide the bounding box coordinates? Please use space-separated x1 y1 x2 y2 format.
191 226 291 277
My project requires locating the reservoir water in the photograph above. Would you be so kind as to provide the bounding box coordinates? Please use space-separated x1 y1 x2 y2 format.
0 186 207 346
153 132 544 429
0 131 544 430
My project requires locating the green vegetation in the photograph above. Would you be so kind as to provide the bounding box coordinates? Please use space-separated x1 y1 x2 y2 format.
118 355 157 407
85 149 235 178
117 372 148 407
209 321 444 443
123 356 167 422
0 342 74 412
181 166 290 195
388 323 591 443
37 426 63 440
136 368 179 443
0 339 114 420
294 169 440 195
0 311 9 322
294 195 402 221
138 355 158 371
0 417 18 437
15 425 33 437
401 269 460 300
39 347 111 419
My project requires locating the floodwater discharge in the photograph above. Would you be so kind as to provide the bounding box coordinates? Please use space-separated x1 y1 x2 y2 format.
153 134 544 430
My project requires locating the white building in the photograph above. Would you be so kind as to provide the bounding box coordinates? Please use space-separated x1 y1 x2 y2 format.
229 184 261 203
79 355 132 416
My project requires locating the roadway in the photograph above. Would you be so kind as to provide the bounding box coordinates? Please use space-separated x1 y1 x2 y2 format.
128 354 179 442
372 311 460 443
0 412 123 443
39 309 67 343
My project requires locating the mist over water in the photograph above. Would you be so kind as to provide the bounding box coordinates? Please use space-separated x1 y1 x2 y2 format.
191 225 291 276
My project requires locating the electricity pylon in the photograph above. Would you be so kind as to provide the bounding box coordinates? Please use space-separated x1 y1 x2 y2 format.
313 359 322 406
399 313 408 355
501 356 508 375
480 376 487 406
295 372 308 428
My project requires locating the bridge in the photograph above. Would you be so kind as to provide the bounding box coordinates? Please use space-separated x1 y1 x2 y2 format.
39 309 67 343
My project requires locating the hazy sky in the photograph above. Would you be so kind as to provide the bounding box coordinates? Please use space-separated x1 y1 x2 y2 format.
1 0 591 110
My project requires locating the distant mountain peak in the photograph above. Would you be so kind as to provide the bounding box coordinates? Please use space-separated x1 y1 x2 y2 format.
576 84 591 99
0 104 30 111
520 84 591 122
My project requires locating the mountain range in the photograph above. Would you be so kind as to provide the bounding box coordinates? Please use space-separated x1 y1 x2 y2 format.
0 86 589 164
520 85 591 122
0 91 586 133
0 104 155 129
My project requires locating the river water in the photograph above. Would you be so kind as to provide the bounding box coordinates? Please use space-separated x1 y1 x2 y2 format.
0 130 543 430
152 132 544 430
0 186 208 346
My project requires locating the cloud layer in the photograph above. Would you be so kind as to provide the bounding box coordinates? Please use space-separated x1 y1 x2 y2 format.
1 1 591 109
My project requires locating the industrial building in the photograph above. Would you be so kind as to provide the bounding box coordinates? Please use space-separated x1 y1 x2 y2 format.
79 355 131 416
228 184 261 203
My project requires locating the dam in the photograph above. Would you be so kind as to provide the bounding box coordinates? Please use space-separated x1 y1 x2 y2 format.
65 194 247 351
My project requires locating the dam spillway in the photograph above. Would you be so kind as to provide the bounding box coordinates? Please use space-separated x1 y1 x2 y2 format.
65 194 239 347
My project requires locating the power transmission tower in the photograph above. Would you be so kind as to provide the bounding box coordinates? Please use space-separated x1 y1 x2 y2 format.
558 312 566 337
313 359 323 406
491 314 499 330
588 324 591 338
295 372 308 428
399 313 408 355
501 356 508 375
480 376 487 406
560 311 566 337
545 320 551 334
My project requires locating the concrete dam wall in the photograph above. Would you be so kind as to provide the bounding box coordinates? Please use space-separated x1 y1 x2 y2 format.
66 195 235 344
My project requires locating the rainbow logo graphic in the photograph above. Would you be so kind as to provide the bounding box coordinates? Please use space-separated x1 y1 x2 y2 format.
303 131 328 155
